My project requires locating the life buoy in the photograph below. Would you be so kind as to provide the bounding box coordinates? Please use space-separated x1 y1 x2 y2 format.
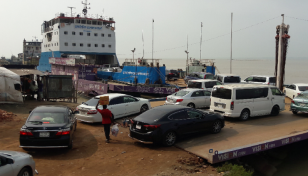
61 23 65 27
111 27 115 31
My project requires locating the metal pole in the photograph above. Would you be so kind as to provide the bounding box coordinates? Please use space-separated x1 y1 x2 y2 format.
277 14 284 90
200 22 202 61
152 19 154 65
230 13 233 74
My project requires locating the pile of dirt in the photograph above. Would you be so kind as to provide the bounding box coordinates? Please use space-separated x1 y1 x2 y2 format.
175 157 210 174
0 109 14 121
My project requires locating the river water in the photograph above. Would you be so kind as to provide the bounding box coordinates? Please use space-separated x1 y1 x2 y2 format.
118 58 308 84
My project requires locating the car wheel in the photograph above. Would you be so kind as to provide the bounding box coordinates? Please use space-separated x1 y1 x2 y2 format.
140 104 149 113
212 120 222 134
240 109 250 121
18 167 31 176
163 131 177 147
292 111 298 115
271 106 280 116
187 103 195 109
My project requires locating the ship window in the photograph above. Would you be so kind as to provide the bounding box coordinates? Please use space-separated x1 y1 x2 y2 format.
94 33 98 36
81 20 86 24
87 20 91 24
102 44 105 47
95 44 98 47
101 34 104 37
64 31 68 35
87 33 90 36
87 44 91 47
51 44 53 46
80 32 83 35
98 21 102 25
57 42 58 46
75 19 80 23
109 45 111 48
48 44 50 47
108 34 111 37
72 43 76 46
80 43 83 47
65 42 68 46
72 32 75 35
92 21 97 25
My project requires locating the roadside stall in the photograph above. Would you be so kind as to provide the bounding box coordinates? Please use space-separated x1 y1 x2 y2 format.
0 67 23 104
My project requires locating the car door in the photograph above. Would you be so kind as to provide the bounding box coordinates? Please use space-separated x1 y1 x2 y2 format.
285 85 295 99
168 110 191 135
251 88 272 115
123 96 140 115
186 109 211 132
270 87 285 110
203 90 211 107
191 91 206 108
0 156 14 176
108 97 126 118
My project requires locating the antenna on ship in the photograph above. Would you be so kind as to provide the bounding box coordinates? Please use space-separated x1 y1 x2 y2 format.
81 0 90 17
68 7 76 17
200 22 203 61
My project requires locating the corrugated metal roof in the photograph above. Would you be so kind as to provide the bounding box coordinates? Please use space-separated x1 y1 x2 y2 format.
8 69 44 76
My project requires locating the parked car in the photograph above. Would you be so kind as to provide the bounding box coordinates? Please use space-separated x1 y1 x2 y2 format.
284 83 308 99
76 93 151 123
210 84 285 120
166 70 180 81
242 75 276 85
187 80 223 91
0 150 38 176
19 106 77 149
184 72 214 84
290 91 308 114
129 105 224 146
215 74 241 84
165 88 211 108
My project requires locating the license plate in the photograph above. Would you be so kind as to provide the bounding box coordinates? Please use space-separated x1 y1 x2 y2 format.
300 103 306 107
136 125 141 129
39 132 50 137
218 104 223 108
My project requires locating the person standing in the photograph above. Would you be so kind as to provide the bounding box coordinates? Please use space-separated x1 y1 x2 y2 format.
96 102 113 143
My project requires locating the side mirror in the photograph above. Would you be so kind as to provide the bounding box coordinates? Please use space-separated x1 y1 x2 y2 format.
7 158 14 164
29 111 32 114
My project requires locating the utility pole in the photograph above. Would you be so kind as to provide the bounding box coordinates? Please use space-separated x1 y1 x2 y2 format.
68 7 76 17
276 14 290 91
152 19 154 65
230 13 233 74
200 22 203 61
185 35 189 75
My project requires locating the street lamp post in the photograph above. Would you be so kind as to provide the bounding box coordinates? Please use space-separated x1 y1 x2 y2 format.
131 48 136 84
185 50 189 75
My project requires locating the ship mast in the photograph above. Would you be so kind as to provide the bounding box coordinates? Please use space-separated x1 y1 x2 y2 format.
81 0 90 17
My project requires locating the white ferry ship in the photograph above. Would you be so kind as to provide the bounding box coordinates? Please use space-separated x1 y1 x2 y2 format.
38 1 119 72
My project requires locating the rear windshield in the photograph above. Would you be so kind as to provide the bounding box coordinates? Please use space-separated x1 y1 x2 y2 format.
134 108 167 122
28 112 66 124
188 82 202 88
299 86 308 91
224 76 241 83
173 90 189 97
204 81 217 88
212 88 232 99
84 98 99 106
269 77 276 83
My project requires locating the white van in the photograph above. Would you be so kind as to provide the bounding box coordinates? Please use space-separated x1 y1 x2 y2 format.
187 80 223 91
210 84 285 120
242 75 276 85
215 74 241 84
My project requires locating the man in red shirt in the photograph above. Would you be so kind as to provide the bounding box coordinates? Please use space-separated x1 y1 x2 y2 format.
96 102 113 143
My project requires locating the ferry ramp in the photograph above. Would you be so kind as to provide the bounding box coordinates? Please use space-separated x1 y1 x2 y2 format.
175 110 308 164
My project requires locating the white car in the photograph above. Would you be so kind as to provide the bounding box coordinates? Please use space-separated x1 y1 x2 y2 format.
76 93 151 123
242 75 276 85
284 83 308 99
215 74 241 85
187 79 223 91
164 88 211 108
0 150 38 176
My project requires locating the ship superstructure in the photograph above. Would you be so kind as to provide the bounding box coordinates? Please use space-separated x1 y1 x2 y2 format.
38 1 118 72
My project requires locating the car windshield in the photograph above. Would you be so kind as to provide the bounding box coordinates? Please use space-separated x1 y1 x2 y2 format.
224 76 240 83
173 91 189 97
298 86 308 91
212 88 232 99
84 98 99 106
188 82 202 88
298 93 308 98
28 112 66 124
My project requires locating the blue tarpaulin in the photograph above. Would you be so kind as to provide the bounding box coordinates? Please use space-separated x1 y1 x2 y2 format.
97 66 166 84
206 66 215 75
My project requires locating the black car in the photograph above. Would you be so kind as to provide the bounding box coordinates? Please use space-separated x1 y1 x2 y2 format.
20 106 77 150
129 105 224 146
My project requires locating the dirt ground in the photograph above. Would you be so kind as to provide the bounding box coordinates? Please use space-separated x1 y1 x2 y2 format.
0 99 219 176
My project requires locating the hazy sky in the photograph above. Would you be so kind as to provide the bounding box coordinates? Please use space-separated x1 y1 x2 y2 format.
1 0 308 60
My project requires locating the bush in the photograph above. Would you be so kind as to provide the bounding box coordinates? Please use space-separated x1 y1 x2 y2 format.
217 162 253 176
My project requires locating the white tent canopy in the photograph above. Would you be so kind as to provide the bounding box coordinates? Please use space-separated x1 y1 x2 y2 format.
0 67 23 104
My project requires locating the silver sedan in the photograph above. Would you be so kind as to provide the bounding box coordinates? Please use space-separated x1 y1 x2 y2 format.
164 88 211 108
0 150 38 176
